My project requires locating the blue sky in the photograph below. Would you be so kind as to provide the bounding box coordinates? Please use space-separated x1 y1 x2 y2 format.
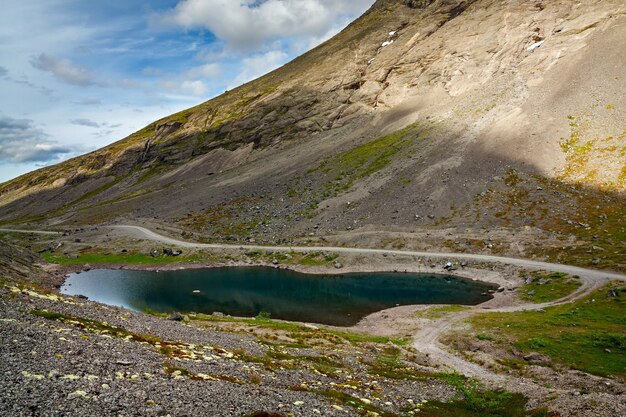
0 0 374 183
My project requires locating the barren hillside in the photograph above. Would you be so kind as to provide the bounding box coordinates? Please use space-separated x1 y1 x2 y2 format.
1 0 624 270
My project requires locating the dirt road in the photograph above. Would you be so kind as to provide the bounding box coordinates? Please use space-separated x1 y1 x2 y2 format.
112 224 626 384
113 225 626 281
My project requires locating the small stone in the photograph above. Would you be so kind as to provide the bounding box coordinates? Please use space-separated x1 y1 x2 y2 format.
68 390 88 400
168 312 184 322
523 352 550 364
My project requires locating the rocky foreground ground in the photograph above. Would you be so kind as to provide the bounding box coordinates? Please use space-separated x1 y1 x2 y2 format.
1 239 625 417
0 280 457 417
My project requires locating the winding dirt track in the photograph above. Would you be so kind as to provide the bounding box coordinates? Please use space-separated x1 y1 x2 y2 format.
112 225 626 281
4 224 625 384
111 225 626 384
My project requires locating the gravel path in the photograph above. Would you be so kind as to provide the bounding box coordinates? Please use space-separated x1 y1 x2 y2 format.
113 225 626 394
113 225 626 282
2 226 625 416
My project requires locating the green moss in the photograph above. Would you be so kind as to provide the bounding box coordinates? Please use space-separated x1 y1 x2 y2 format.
297 122 424 211
418 374 552 417
191 313 408 346
418 388 528 417
520 272 581 303
131 125 156 141
468 284 626 377
326 329 409 346
332 123 419 187
368 346 432 381
41 251 204 266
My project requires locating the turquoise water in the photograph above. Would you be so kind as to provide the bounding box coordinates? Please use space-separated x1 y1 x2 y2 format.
61 267 496 326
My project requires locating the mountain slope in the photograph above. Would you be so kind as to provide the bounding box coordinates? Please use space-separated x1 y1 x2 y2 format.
1 0 625 270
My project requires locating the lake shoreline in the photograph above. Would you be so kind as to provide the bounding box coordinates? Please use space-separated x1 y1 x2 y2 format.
54 257 525 333
61 265 498 327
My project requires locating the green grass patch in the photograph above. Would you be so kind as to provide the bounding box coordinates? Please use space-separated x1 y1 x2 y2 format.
306 121 425 206
469 284 626 377
367 346 433 381
326 328 409 346
520 272 582 303
41 251 207 266
418 374 552 417
415 305 471 319
191 312 409 346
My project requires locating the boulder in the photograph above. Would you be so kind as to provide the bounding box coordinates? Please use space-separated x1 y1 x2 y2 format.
523 352 550 364
168 312 184 321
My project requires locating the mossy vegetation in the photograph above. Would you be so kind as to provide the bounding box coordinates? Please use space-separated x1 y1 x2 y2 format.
559 116 626 191
418 381 537 417
41 251 207 266
367 346 432 381
468 166 626 271
519 272 581 303
190 312 408 346
468 284 626 377
315 122 422 199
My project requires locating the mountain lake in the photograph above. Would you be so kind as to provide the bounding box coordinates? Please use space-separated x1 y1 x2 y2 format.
61 267 497 326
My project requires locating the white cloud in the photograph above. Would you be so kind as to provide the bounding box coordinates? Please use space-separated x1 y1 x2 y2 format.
0 115 85 163
158 0 374 50
228 50 289 89
70 118 100 128
180 80 209 96
30 53 101 87
73 98 102 106
0 1 377 182
185 63 221 79
160 79 209 97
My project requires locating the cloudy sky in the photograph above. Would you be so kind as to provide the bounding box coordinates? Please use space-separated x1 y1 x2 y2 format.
0 0 374 183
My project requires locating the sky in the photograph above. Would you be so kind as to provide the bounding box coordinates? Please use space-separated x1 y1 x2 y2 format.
0 0 375 183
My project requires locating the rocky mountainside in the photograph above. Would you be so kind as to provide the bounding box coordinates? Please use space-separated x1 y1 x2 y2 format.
1 0 625 270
